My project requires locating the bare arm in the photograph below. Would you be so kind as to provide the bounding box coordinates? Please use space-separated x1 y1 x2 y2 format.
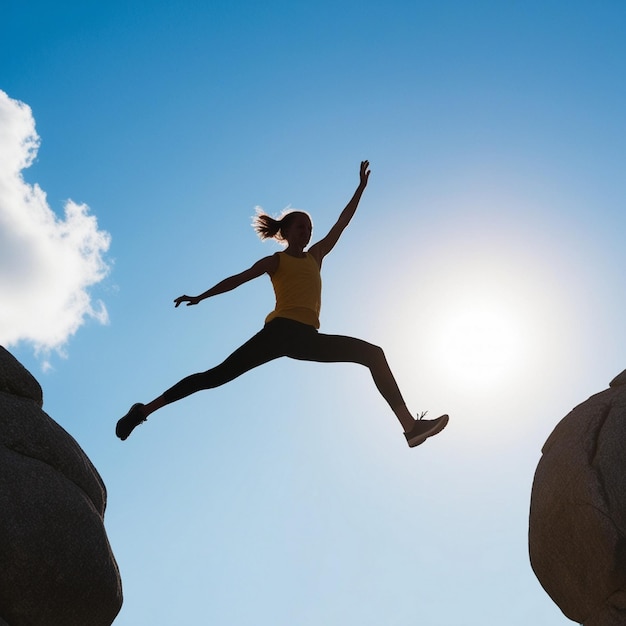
309 160 370 265
174 254 278 307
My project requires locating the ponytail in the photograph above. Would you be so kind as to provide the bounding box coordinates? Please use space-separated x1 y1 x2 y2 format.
252 208 283 241
252 208 312 243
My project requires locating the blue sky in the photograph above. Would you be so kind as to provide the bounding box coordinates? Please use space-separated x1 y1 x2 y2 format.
2 1 626 624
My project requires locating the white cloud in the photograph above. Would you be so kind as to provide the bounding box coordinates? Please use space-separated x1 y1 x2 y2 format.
0 90 111 366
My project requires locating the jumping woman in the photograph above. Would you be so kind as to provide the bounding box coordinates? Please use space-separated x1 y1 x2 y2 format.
116 161 448 447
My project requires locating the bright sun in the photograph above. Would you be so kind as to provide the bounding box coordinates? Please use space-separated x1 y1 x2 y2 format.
377 236 554 397
434 303 526 388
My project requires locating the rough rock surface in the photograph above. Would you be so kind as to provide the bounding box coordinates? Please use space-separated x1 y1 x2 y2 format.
529 369 626 626
0 346 122 625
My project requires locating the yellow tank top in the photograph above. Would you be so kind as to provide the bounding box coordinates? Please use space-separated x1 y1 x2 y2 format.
265 252 322 328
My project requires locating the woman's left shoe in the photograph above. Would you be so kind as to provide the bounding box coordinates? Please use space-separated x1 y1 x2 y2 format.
404 414 449 448
116 403 147 441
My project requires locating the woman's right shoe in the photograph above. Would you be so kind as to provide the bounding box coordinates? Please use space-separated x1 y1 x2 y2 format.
404 414 449 448
116 403 147 440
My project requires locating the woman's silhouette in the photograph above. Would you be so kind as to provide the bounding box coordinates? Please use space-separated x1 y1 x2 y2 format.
116 161 448 447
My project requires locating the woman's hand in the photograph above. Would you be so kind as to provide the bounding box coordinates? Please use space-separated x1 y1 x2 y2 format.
359 160 370 188
174 295 200 307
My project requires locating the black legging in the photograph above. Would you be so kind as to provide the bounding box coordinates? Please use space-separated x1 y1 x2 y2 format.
162 317 406 411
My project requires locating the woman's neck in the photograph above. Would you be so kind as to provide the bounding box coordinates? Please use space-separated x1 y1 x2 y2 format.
284 246 306 258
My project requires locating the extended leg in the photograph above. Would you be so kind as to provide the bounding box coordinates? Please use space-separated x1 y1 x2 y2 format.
116 323 285 440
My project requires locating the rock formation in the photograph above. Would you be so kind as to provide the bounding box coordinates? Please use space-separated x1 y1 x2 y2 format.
529 369 626 626
0 346 122 625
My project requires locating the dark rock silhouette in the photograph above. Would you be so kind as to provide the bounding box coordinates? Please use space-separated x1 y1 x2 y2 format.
0 347 122 625
529 369 626 626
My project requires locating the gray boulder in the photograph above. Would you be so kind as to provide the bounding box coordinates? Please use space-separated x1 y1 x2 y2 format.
529 370 626 626
0 346 122 625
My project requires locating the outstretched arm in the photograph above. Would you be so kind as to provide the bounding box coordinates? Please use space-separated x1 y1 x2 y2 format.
309 160 370 265
174 254 278 307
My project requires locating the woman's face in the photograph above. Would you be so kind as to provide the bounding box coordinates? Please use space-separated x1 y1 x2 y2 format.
284 213 312 248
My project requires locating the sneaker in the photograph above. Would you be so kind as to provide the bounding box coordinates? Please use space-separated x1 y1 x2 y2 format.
404 413 449 448
116 403 147 440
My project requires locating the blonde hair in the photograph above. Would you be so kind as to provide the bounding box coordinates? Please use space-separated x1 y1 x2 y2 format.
252 208 311 242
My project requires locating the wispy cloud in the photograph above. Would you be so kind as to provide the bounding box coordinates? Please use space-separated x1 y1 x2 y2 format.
0 90 111 368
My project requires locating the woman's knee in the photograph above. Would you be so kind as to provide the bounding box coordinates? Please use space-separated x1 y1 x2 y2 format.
364 342 387 367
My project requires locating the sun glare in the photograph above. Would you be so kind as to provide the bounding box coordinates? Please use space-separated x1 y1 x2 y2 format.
434 302 525 388
369 216 568 402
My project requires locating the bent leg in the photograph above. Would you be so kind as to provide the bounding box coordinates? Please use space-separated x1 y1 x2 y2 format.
288 331 415 431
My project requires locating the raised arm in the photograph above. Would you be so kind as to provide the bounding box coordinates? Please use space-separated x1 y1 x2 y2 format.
309 160 370 265
174 254 278 307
